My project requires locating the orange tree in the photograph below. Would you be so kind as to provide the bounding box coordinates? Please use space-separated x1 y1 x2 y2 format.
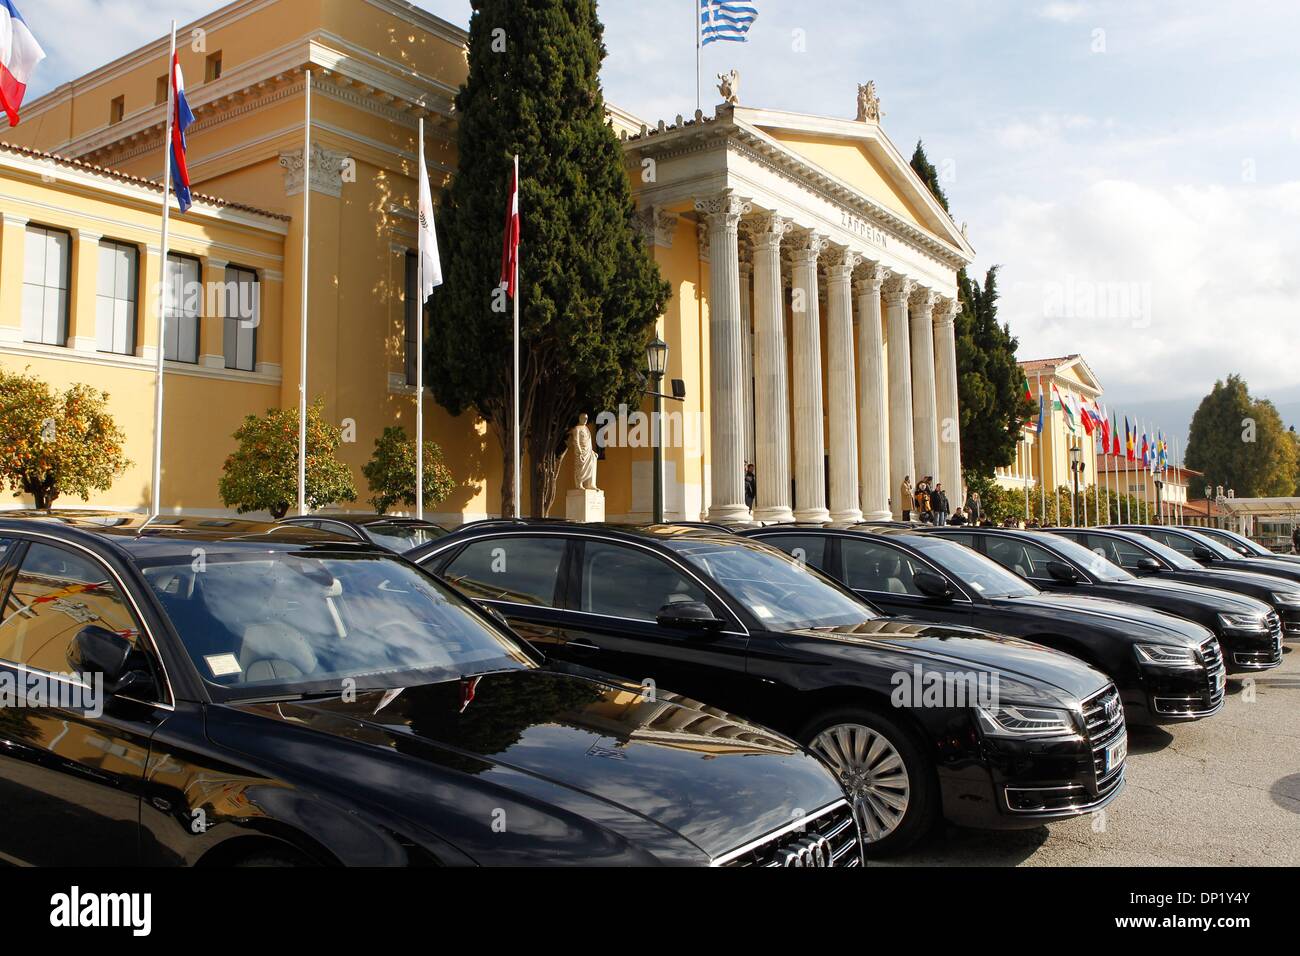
362 425 456 515
218 399 357 519
0 367 131 509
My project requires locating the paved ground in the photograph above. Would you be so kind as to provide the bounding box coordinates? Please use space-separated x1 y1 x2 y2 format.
884 639 1300 866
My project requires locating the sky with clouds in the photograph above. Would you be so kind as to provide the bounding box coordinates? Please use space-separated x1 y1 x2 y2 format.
19 0 1300 439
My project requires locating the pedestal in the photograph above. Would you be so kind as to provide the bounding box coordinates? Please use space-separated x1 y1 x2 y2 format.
566 489 605 523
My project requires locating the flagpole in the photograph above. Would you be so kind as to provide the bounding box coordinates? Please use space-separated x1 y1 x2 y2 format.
415 117 425 521
695 0 701 114
296 68 312 516
1022 433 1029 523
1092 422 1100 527
150 20 178 519
512 153 521 519
1037 374 1046 524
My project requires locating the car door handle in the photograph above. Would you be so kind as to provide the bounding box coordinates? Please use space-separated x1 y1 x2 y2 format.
567 640 600 654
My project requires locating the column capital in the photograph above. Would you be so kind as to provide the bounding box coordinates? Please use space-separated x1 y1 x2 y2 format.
824 246 862 280
853 259 887 297
741 212 793 251
909 285 937 316
636 205 679 248
882 272 915 305
788 229 829 267
694 190 752 228
933 296 960 328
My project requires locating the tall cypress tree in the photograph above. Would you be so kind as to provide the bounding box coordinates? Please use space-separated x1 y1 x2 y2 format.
911 143 1031 478
429 0 669 516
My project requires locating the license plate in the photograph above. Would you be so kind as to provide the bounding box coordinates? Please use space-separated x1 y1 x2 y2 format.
1213 670 1225 695
1105 734 1128 772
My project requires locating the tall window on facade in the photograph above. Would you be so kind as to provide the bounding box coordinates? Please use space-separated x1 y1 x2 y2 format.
223 266 258 371
404 251 420 386
21 226 70 346
95 240 138 355
164 254 201 363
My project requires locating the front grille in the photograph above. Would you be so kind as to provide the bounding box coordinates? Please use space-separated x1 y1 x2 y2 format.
1201 637 1226 704
1082 683 1126 794
1153 639 1226 716
716 800 862 867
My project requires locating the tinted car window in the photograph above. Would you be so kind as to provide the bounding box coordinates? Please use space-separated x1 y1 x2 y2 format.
759 535 827 570
904 535 1038 598
0 543 142 673
441 536 565 607
841 538 926 596
578 541 711 621
364 522 447 553
1074 533 1150 570
1145 529 1198 557
1035 534 1134 582
984 536 1056 578
141 551 533 698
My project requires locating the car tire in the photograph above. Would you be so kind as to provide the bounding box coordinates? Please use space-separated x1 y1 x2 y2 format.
798 707 937 857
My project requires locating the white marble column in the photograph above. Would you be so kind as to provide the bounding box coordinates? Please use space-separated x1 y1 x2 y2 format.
934 297 963 502
883 273 916 518
696 191 753 524
790 230 831 523
739 257 755 467
855 262 890 520
746 214 795 523
825 247 863 523
909 286 940 487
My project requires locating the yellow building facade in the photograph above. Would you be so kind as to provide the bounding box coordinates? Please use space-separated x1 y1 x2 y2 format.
1 0 973 522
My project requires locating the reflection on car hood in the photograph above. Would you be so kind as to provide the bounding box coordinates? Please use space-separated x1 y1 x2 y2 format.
1234 558 1300 582
787 618 1109 702
1182 567 1300 592
224 668 842 861
994 592 1212 644
1113 577 1268 614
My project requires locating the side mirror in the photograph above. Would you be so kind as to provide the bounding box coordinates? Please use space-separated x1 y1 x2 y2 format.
68 625 157 698
1046 561 1081 585
913 571 954 601
656 601 726 633
1136 557 1162 573
1192 545 1217 562
1234 546 1249 556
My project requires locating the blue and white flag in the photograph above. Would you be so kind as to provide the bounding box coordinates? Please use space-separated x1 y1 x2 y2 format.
700 0 759 45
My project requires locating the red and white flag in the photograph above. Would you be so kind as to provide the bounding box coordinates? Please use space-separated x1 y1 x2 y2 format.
0 0 45 128
499 160 519 298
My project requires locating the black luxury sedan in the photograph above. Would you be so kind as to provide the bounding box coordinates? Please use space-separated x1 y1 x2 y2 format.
278 512 449 553
411 522 1127 854
741 526 1224 725
927 527 1282 673
0 513 862 867
1112 524 1300 588
1050 526 1300 643
1179 525 1300 563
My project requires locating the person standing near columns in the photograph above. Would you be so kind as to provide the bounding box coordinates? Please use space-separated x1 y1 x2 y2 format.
933 296 964 503
695 190 753 524
744 213 795 523
789 230 831 523
854 262 890 520
883 273 916 520
825 246 863 523
909 285 940 487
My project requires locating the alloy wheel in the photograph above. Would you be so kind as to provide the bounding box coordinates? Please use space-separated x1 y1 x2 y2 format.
810 722 911 843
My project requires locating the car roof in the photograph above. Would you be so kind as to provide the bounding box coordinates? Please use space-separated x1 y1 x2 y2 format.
0 511 379 560
427 518 742 550
744 524 936 548
282 512 441 528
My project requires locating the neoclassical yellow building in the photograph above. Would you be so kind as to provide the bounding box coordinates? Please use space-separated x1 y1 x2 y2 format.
0 0 975 522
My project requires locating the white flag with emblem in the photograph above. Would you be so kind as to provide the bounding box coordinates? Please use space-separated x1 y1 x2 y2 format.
418 135 442 299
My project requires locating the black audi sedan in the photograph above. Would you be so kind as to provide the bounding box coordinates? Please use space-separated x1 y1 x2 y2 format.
411 522 1127 854
1050 526 1300 644
1179 525 1300 564
742 526 1223 726
927 527 1282 674
0 513 862 867
278 512 448 553
1113 524 1300 588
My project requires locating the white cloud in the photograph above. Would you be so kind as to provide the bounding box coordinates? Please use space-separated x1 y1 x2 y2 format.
1037 2 1092 24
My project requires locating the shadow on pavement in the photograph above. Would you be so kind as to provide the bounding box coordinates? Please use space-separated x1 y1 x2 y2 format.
871 822 1050 867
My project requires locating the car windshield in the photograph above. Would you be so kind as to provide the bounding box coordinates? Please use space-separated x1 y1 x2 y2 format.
1036 533 1135 582
905 535 1039 598
139 549 534 700
1177 529 1241 560
665 538 877 630
363 521 448 552
1201 527 1269 556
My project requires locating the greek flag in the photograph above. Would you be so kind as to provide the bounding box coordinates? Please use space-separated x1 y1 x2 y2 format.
700 0 759 45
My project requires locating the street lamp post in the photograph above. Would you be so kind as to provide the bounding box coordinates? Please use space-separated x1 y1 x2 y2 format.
646 337 668 524
1068 443 1083 526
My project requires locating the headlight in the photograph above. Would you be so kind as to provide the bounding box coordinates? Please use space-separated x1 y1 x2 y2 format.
1271 592 1300 607
1134 643 1199 666
1218 611 1269 632
976 704 1077 738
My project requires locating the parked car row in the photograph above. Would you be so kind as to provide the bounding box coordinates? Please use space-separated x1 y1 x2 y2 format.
0 510 1289 865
